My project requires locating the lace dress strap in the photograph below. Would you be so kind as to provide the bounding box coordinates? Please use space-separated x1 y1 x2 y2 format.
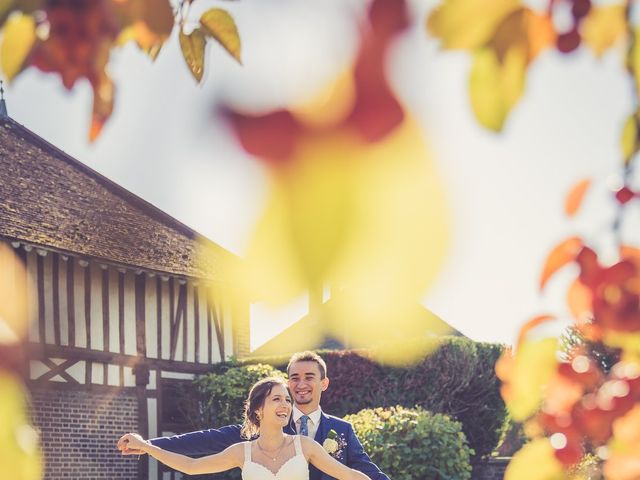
244 441 252 465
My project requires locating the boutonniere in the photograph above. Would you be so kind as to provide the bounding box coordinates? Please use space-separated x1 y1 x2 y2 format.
322 429 346 458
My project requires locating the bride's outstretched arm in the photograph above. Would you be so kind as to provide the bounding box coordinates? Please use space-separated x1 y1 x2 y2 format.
300 437 369 480
118 433 243 475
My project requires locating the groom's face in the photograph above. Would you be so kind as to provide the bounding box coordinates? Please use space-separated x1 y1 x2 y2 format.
287 361 329 409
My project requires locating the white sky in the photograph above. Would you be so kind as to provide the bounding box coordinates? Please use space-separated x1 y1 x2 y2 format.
4 0 638 349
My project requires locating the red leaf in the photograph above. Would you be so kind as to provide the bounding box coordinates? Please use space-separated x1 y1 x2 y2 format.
540 237 584 290
224 109 301 165
564 178 591 217
621 246 640 270
345 0 408 142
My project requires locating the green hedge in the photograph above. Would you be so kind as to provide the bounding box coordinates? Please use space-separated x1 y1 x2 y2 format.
346 406 473 480
181 337 507 459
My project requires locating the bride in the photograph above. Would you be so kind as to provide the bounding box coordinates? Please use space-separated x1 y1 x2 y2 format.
118 377 369 480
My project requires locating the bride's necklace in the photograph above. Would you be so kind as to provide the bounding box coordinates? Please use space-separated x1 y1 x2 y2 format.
256 437 287 462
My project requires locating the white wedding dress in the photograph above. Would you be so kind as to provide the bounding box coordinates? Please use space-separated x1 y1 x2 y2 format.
242 435 309 480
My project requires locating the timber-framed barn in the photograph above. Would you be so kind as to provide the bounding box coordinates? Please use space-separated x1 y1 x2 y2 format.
0 111 249 480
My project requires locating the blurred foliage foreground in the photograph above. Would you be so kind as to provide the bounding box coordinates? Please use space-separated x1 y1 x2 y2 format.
2 0 640 479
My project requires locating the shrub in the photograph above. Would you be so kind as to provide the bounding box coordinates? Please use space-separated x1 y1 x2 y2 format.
346 406 473 480
317 339 508 458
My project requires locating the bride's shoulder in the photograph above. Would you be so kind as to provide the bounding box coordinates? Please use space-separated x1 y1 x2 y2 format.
297 435 319 452
224 442 247 458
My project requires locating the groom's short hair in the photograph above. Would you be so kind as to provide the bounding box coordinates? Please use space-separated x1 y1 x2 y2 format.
287 351 327 379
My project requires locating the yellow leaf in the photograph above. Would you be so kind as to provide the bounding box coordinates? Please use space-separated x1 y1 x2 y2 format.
113 0 173 51
427 0 520 50
239 118 449 364
508 337 558 421
505 438 564 480
621 113 639 166
200 8 242 64
179 28 206 83
582 5 626 57
0 243 31 343
469 45 527 132
0 372 42 480
0 0 14 24
0 12 36 81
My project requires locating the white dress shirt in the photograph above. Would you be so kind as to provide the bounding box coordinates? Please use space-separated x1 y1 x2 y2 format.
292 406 322 440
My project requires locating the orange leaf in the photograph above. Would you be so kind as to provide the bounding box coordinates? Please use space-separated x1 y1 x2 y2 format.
539 237 583 290
89 72 114 142
621 245 640 269
564 178 591 217
525 9 555 61
567 278 593 321
517 314 555 348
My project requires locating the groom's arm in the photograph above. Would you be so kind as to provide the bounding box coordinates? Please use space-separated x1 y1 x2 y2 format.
149 424 244 457
344 425 390 480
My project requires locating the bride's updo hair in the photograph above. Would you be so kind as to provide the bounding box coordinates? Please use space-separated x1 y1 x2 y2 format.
241 377 290 439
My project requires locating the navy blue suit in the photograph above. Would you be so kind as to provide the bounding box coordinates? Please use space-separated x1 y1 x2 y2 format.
150 411 388 480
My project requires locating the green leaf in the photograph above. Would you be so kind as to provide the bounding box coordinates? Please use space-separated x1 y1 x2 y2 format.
200 7 242 64
179 28 206 83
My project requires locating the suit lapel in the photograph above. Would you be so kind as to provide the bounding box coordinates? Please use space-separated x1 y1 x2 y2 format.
314 411 330 443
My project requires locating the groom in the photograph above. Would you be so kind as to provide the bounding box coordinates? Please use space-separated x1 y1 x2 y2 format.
118 351 388 480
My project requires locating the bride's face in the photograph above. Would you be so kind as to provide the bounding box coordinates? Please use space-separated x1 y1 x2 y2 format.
259 384 292 427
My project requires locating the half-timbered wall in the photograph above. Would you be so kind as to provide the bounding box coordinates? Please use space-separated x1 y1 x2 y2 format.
7 238 250 480
22 245 235 369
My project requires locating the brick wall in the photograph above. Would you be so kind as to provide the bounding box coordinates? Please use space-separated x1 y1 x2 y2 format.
472 457 509 480
30 387 140 479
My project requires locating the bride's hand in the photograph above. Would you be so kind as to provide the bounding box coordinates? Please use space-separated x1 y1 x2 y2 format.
117 433 149 455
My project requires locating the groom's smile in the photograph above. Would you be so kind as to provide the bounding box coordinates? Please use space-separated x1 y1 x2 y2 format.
287 360 330 411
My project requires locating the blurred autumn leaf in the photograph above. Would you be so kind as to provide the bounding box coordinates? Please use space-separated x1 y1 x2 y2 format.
539 237 583 290
505 438 564 480
0 372 42 480
0 12 35 81
581 4 626 58
0 244 31 344
223 0 449 364
428 3 555 131
200 8 242 64
0 0 242 140
427 0 520 50
179 28 206 83
564 179 591 217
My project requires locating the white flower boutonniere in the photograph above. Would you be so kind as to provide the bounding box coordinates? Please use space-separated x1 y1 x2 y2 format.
322 429 345 458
